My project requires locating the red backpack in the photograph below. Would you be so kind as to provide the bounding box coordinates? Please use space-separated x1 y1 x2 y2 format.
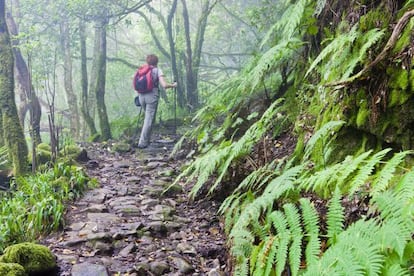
133 64 158 93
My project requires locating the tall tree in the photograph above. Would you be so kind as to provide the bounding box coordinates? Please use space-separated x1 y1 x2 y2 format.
0 0 28 174
59 13 81 139
6 8 42 147
94 16 112 140
79 19 98 137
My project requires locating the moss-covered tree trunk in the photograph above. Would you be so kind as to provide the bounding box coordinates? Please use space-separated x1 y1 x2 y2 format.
0 0 28 174
60 16 80 139
94 18 111 141
79 19 97 138
6 11 42 146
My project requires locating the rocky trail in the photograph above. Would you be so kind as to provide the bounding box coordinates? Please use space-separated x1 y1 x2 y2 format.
42 135 229 276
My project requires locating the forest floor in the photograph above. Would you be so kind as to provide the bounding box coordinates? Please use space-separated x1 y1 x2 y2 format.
41 131 230 276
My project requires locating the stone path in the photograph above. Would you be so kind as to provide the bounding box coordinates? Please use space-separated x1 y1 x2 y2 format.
42 137 228 276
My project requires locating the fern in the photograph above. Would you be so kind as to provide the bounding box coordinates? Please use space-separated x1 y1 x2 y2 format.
299 198 321 267
172 98 286 199
326 187 344 245
250 39 304 93
305 25 358 78
260 0 311 47
304 220 382 275
0 146 10 170
371 150 413 195
269 210 290 275
303 120 345 162
283 204 303 276
335 151 372 186
382 264 411 276
306 26 385 82
347 148 391 195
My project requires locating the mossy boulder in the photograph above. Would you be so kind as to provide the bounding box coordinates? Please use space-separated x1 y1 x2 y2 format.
59 145 88 163
1 242 57 275
111 142 131 153
0 263 27 276
34 143 52 165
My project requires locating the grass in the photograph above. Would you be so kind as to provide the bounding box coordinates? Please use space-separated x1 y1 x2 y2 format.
0 162 95 252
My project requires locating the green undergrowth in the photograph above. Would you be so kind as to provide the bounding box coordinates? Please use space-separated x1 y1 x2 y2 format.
219 121 414 275
170 0 414 275
0 162 95 253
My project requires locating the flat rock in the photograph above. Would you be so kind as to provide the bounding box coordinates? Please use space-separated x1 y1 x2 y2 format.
71 262 109 276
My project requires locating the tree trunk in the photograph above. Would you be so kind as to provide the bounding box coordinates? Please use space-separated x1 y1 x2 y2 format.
167 0 184 107
0 0 28 174
94 18 111 140
6 11 42 146
190 0 215 109
79 19 97 137
60 16 80 139
181 0 197 110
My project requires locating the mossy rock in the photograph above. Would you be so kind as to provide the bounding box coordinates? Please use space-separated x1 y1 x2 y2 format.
36 143 51 152
60 145 81 156
59 145 88 163
1 242 57 275
111 142 131 153
0 263 27 276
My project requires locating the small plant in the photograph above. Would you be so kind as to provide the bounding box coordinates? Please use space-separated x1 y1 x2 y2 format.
0 162 92 252
0 146 11 171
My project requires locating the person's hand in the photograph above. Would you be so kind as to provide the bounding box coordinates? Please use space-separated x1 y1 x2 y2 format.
171 82 177 88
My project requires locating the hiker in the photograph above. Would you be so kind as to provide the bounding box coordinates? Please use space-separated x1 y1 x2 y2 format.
134 54 176 149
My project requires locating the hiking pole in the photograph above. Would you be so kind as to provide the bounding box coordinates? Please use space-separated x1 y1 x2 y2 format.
132 96 143 144
173 84 177 135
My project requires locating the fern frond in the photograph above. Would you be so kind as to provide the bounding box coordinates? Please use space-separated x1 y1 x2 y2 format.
371 150 413 195
336 151 373 185
326 187 344 245
235 258 249 276
283 204 303 276
303 120 345 161
260 0 310 47
207 99 285 196
372 189 413 257
382 264 411 276
304 220 382 276
342 28 385 79
269 211 290 276
348 148 391 195
300 161 342 196
305 25 358 78
375 217 411 260
229 166 302 275
299 198 321 266
250 39 303 92
395 169 414 202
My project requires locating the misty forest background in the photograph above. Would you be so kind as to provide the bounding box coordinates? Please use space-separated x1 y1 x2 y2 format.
0 0 414 275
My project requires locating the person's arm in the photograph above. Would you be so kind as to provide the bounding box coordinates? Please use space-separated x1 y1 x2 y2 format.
159 75 176 89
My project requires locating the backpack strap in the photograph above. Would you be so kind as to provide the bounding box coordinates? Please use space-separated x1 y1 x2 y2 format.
151 67 159 89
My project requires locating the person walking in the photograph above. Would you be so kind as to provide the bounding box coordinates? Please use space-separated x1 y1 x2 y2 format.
135 54 176 149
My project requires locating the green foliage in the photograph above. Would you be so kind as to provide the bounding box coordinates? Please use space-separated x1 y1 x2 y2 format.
306 26 385 82
173 99 286 198
0 262 26 276
221 145 414 275
1 242 56 275
303 120 345 167
0 163 92 252
0 146 11 171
